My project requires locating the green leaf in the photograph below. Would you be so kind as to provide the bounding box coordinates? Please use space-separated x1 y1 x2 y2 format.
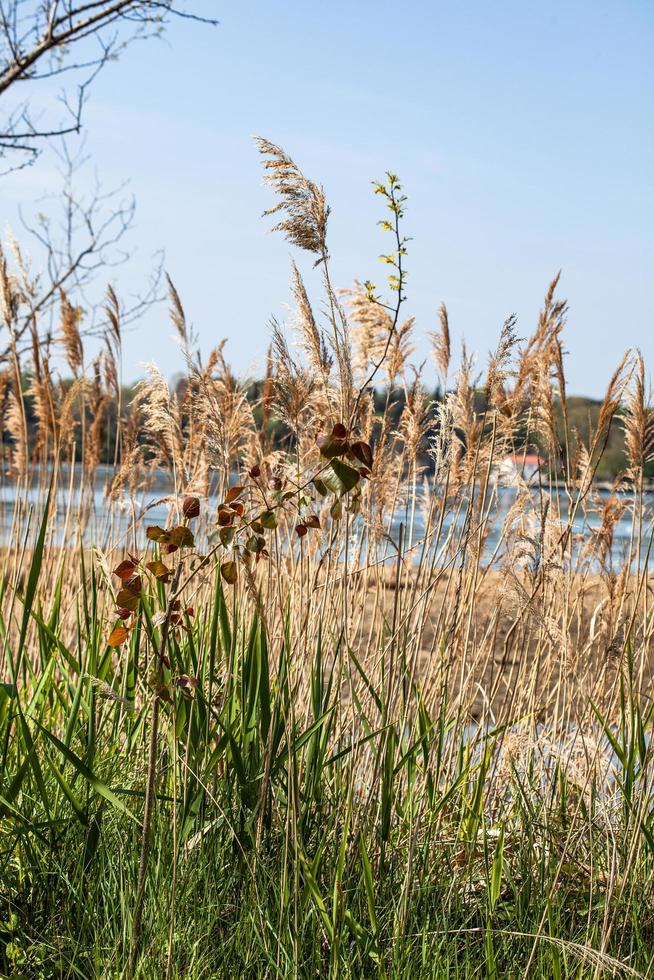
219 526 236 547
360 834 379 938
35 722 141 825
167 525 195 548
490 825 504 910
15 484 51 681
45 753 87 825
221 561 238 584
330 459 360 494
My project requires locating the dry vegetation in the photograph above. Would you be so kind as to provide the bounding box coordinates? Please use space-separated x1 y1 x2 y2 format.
1 141 654 978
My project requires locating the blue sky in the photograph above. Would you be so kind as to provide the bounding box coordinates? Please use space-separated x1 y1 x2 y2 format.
2 0 653 396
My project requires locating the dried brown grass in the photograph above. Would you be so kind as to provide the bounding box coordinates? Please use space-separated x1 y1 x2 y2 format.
1 147 653 743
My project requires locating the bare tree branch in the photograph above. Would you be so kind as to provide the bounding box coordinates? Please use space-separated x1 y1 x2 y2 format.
0 0 218 168
0 138 165 363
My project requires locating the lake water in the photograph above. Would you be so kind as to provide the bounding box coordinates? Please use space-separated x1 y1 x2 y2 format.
2 467 653 571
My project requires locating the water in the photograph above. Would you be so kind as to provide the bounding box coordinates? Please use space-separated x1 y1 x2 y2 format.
387 481 654 571
2 466 653 570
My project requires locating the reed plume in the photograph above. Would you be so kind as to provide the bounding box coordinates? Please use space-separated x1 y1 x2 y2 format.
623 349 654 479
431 301 451 383
59 290 84 376
255 137 329 261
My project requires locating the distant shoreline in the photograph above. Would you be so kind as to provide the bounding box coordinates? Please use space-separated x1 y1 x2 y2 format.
2 464 654 496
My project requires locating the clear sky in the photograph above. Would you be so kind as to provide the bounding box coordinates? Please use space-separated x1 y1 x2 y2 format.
2 0 653 397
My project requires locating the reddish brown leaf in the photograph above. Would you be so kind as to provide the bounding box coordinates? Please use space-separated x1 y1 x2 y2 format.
123 575 142 593
182 495 200 519
225 485 244 504
116 588 140 612
146 526 166 542
218 507 234 527
317 434 348 459
108 624 129 647
305 515 321 529
113 558 138 581
295 524 308 537
249 464 261 478
146 560 171 582
175 674 198 699
318 422 350 459
350 440 374 469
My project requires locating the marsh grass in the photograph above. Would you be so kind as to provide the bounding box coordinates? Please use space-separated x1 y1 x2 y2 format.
1 143 654 978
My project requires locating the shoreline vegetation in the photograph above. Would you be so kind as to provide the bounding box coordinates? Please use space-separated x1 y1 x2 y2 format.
1 144 654 978
3 461 654 492
3 388 653 488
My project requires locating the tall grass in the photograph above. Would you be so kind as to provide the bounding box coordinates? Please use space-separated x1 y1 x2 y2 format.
1 142 654 978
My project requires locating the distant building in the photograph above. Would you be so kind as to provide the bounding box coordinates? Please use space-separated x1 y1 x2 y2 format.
497 453 542 485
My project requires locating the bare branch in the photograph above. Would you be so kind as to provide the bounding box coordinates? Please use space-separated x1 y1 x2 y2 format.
0 138 164 363
0 0 218 169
